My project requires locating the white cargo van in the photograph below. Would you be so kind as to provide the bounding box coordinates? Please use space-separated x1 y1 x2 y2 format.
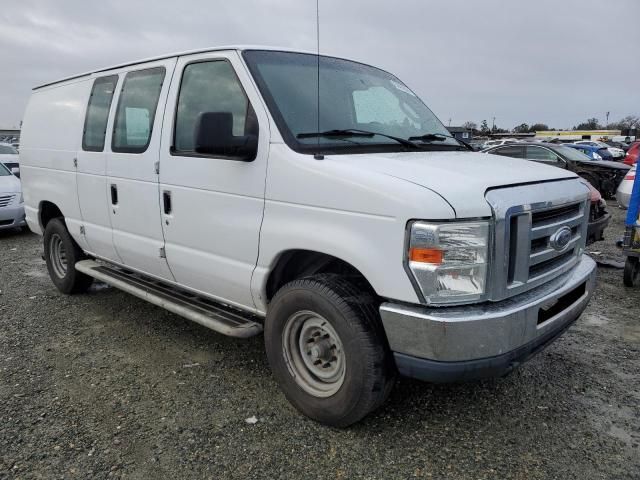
20 47 597 426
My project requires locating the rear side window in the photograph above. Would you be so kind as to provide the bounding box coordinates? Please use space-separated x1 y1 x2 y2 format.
173 60 251 153
112 67 165 154
491 145 524 158
82 75 118 152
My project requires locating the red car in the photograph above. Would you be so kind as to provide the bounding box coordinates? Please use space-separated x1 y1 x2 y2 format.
624 142 639 166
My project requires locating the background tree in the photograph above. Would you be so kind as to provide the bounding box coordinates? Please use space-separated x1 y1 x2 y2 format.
513 123 530 134
462 121 477 131
574 118 601 130
607 115 639 130
529 123 550 132
479 120 490 136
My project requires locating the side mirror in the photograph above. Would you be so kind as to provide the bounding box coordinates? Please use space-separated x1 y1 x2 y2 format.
11 167 20 177
193 112 258 161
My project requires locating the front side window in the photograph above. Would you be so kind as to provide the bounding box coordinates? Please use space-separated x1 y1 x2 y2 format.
82 75 118 151
526 146 558 161
0 163 10 176
174 60 252 153
243 50 459 154
112 67 165 153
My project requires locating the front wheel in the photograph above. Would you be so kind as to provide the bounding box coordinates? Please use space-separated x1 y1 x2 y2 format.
623 257 640 287
265 274 396 427
43 218 93 294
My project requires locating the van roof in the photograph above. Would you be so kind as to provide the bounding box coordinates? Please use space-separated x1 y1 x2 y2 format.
32 45 319 90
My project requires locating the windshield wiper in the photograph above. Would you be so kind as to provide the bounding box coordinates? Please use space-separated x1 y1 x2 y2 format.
408 132 475 151
297 129 420 149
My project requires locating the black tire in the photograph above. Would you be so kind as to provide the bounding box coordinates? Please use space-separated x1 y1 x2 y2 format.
43 218 93 294
623 257 640 287
265 274 396 427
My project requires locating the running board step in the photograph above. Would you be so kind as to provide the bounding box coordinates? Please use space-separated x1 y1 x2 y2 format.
75 260 263 338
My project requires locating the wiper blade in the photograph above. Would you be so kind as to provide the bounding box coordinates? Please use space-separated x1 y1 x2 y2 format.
408 132 475 151
297 129 420 149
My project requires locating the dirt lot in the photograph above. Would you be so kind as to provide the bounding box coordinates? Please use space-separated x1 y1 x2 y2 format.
1 207 639 480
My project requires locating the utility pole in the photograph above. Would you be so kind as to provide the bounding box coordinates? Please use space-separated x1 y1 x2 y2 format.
606 111 610 126
448 118 451 127
492 117 496 131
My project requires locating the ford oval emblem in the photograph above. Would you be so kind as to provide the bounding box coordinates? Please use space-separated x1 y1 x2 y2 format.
549 226 573 252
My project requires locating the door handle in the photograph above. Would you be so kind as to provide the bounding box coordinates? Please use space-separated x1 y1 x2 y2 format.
110 184 118 205
163 190 172 215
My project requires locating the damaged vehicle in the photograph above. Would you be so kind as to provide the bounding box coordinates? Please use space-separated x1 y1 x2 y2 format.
483 142 613 243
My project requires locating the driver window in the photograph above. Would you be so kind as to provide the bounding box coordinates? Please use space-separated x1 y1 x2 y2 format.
174 60 251 153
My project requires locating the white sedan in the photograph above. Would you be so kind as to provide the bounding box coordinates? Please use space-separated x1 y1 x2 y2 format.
0 142 20 176
616 165 636 208
0 162 26 231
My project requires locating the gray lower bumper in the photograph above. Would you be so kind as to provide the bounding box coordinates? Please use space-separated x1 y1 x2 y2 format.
0 204 26 230
380 255 597 381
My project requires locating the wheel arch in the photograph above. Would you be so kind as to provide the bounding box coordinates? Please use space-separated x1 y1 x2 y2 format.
264 249 378 304
38 200 65 231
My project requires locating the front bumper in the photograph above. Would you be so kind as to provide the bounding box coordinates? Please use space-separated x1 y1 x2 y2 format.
587 209 611 244
0 204 26 230
380 255 597 382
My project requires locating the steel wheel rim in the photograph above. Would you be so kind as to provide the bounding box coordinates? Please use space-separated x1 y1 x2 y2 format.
49 233 68 279
282 310 346 398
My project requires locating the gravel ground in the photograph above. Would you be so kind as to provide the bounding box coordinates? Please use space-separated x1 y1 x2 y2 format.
1 207 639 480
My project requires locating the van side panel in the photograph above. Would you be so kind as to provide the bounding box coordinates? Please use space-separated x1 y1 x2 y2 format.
20 80 91 249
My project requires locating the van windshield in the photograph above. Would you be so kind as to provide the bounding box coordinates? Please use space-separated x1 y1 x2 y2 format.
243 50 459 154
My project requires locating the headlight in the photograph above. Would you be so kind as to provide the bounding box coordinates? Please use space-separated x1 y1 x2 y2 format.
19 192 24 203
407 221 489 305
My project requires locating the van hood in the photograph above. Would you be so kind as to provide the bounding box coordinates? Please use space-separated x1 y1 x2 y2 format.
0 172 21 193
337 150 577 218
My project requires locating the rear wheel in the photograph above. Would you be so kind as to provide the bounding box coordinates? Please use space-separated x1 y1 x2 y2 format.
623 257 640 287
265 274 396 427
43 218 93 294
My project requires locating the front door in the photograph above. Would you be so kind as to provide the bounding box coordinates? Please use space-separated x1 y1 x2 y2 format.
106 59 177 281
158 51 270 311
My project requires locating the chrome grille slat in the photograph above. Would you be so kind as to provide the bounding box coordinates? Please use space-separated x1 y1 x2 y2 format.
0 194 15 207
530 214 584 240
529 235 582 266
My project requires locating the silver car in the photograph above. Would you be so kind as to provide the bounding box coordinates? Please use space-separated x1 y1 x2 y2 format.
0 163 26 231
616 165 636 208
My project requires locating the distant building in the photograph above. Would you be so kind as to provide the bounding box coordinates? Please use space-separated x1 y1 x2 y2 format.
534 130 629 142
446 126 473 140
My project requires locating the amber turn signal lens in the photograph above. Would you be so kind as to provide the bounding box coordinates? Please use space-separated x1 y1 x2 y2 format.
409 248 443 264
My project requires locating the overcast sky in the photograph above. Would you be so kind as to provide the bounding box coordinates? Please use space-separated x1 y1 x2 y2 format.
1 0 638 130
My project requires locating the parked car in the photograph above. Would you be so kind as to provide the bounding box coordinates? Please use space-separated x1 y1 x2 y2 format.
564 143 614 162
624 142 639 166
616 164 636 208
0 142 20 176
481 138 516 149
605 140 631 153
483 142 613 242
484 142 630 198
575 140 625 160
0 162 26 231
19 47 597 427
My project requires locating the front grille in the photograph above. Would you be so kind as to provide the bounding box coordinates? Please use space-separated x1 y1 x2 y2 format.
527 203 584 281
485 180 589 301
0 194 15 207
